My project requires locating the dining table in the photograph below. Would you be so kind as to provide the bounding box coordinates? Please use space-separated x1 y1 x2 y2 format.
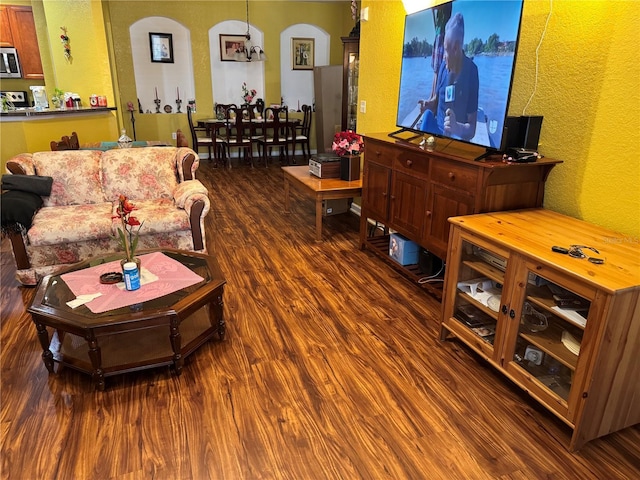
197 117 300 137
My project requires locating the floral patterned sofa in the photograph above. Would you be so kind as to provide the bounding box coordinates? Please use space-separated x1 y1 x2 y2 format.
4 147 210 285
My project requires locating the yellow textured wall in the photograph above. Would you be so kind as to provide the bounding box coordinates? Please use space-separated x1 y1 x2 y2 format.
358 0 640 238
40 0 114 103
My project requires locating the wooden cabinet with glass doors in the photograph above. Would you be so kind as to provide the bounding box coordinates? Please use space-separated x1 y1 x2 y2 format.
440 209 640 451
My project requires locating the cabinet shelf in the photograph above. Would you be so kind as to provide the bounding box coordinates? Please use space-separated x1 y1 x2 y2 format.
365 235 443 300
461 257 506 285
457 292 499 320
526 284 588 330
519 319 580 371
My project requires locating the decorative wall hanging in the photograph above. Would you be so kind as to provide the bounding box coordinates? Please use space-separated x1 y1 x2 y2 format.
292 38 314 70
60 27 71 62
149 33 174 63
219 34 248 62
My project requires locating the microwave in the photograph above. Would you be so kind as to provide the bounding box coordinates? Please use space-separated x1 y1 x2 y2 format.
1 48 22 78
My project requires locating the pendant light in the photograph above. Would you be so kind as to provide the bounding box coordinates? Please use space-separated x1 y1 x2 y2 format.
235 0 266 62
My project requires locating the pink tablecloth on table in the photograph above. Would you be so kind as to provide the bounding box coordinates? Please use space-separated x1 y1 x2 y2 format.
60 252 204 314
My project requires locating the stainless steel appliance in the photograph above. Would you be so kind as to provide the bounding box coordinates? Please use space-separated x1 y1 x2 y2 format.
0 91 29 108
0 47 22 78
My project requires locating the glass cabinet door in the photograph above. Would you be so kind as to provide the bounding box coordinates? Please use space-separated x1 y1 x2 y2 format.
451 240 508 355
346 51 358 131
509 270 590 404
341 37 359 131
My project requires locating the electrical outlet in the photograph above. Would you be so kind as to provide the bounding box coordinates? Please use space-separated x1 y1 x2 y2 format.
172 132 177 140
360 100 366 113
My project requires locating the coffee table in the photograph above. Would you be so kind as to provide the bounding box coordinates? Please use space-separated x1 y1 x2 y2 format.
27 249 226 390
282 165 362 242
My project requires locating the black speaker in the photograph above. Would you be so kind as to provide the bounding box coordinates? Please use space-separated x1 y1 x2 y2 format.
519 116 543 150
502 115 543 151
340 156 361 181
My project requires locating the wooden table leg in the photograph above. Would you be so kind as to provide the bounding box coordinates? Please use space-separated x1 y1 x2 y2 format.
315 195 323 242
85 333 105 391
169 316 183 376
34 320 54 373
284 177 291 214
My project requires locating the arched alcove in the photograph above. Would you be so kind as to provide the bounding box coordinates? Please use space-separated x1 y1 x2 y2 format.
280 24 330 110
208 21 265 106
129 17 194 113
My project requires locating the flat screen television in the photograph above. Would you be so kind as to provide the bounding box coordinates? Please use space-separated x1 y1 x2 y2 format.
393 0 524 155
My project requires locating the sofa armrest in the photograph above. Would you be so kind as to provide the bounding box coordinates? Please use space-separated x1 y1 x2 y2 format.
173 180 210 251
175 148 199 182
5 153 36 175
174 179 208 208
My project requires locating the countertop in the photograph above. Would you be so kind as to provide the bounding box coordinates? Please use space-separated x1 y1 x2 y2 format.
0 106 116 120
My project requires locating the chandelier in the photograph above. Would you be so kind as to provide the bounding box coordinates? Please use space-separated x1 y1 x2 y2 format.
235 0 266 62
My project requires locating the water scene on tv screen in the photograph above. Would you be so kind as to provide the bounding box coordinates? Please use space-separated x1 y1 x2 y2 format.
396 0 523 149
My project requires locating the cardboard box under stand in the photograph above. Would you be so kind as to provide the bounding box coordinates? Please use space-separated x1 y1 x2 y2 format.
309 153 341 179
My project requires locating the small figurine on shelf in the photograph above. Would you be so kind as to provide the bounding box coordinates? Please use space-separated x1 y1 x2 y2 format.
175 87 182 113
154 87 161 113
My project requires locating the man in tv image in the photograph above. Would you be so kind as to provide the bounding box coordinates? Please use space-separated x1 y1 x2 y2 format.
418 12 479 141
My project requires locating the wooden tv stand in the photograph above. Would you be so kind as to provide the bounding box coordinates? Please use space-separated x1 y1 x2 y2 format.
359 133 561 292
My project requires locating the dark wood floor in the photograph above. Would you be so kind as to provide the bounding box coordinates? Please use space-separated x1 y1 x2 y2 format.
1 159 639 479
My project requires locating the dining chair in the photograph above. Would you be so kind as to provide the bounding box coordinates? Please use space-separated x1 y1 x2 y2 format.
255 107 291 167
187 106 222 164
219 105 255 168
214 103 237 120
291 104 312 163
50 131 80 151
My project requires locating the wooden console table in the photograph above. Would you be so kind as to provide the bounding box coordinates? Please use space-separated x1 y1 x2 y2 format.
282 165 362 242
359 133 562 290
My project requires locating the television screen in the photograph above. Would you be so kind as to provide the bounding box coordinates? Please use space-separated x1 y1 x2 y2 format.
394 0 524 151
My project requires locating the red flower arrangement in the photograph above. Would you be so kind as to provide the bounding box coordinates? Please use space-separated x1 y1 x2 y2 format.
332 130 364 156
114 195 143 262
241 82 257 104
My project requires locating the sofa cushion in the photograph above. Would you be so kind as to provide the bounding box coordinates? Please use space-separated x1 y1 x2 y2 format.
32 151 104 207
111 198 190 236
101 147 178 202
28 203 114 246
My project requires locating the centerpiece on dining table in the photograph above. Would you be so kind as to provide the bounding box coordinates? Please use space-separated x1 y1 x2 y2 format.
332 130 364 181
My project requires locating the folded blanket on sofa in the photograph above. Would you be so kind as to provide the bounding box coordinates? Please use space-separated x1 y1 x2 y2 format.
1 174 53 196
1 190 43 233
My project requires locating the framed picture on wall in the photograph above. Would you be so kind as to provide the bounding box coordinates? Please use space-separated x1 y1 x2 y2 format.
220 34 247 62
292 38 314 70
149 33 174 63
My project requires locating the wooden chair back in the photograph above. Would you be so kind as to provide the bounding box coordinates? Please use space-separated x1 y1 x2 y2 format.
299 104 312 136
215 103 237 120
50 132 79 151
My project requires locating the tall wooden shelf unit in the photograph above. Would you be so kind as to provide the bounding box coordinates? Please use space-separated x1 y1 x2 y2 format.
341 36 359 131
359 133 561 293
441 209 640 451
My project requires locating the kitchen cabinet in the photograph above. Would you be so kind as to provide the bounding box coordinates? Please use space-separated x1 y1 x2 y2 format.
341 36 359 131
440 209 640 451
359 133 561 291
0 7 14 47
0 5 43 79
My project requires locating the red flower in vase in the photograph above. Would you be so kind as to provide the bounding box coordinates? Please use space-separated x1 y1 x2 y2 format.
332 130 364 156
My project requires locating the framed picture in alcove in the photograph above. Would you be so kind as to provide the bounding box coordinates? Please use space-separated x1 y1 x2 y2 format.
220 34 247 62
149 33 174 63
292 38 314 70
